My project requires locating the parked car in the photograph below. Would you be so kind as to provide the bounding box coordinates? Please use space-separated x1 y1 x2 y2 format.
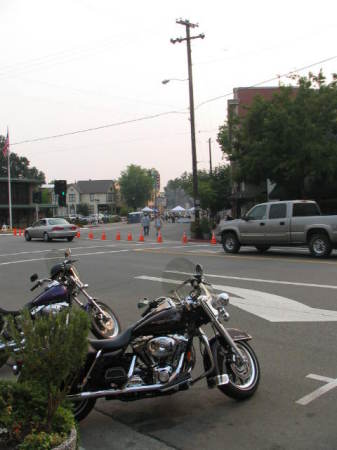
216 200 337 258
25 218 77 242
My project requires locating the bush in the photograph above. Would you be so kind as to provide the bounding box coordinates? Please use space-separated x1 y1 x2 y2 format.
1 308 90 448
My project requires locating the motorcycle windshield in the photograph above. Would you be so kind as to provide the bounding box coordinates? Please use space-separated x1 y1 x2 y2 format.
161 257 213 302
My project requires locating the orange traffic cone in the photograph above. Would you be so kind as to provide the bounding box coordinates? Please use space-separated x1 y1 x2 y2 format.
139 232 144 242
127 232 133 241
210 232 217 245
88 231 94 240
157 232 163 243
116 231 121 241
101 231 106 241
182 232 188 244
13 228 17 236
76 230 81 238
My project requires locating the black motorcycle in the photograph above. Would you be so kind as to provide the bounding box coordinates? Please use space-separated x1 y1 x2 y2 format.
68 262 260 421
0 249 121 366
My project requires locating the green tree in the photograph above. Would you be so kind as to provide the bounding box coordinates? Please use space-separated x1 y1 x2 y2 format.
165 167 231 216
0 136 45 182
217 71 337 198
119 164 154 209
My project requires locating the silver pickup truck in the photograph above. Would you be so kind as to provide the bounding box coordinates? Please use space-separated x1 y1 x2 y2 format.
216 200 337 258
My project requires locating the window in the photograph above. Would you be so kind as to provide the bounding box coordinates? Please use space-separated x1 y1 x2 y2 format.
69 193 76 202
269 204 287 219
106 192 113 202
293 203 320 217
247 205 267 220
90 194 94 202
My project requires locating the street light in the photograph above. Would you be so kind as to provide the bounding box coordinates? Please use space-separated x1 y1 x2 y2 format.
161 78 188 85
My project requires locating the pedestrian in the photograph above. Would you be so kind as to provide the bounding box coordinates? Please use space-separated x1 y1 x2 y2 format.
141 213 150 236
154 213 163 237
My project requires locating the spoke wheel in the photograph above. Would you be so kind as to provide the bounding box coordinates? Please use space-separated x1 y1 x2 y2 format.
90 301 121 339
216 341 260 399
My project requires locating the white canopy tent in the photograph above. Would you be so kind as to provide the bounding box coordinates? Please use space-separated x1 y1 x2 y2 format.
142 206 153 212
171 205 185 213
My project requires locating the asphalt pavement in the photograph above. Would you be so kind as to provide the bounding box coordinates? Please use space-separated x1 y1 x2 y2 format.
1 222 337 449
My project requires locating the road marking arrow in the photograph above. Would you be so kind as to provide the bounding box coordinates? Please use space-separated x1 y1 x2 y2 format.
135 275 337 322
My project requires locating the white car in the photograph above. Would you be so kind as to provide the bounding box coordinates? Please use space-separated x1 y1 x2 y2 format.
25 218 77 242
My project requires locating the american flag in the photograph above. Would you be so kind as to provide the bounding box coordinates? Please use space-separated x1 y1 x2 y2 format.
2 129 9 158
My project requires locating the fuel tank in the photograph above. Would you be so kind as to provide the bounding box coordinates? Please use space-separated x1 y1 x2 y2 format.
30 282 68 308
133 299 185 336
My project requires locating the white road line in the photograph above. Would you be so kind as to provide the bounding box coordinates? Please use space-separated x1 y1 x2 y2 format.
296 374 337 405
0 244 118 258
0 249 129 266
166 270 337 290
135 275 337 322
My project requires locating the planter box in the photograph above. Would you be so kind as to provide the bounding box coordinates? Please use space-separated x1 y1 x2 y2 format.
2 427 77 450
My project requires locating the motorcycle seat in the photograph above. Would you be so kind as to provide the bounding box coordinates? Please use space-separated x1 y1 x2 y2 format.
0 307 21 316
89 326 133 352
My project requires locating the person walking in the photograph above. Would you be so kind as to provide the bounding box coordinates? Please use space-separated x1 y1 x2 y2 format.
141 213 150 236
154 213 163 237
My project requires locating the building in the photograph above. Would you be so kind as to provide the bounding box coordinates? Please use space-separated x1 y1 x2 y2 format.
227 86 298 217
0 177 48 227
67 180 118 216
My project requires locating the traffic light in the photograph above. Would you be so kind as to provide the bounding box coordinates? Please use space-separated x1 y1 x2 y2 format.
54 180 67 207
32 191 42 204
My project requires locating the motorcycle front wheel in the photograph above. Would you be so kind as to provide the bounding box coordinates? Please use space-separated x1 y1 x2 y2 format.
89 301 121 339
216 340 260 400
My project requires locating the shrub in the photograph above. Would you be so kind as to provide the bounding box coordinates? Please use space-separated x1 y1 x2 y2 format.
1 308 90 448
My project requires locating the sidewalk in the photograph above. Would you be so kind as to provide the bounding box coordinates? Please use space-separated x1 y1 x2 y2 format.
79 408 175 450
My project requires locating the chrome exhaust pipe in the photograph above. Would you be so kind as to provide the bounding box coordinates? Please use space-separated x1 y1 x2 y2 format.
68 382 167 401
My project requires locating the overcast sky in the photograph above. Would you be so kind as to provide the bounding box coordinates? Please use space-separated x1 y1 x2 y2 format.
0 0 336 188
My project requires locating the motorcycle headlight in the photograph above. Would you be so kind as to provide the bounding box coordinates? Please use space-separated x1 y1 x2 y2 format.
211 293 229 310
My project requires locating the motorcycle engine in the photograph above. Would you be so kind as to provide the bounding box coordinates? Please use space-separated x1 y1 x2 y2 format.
134 335 188 384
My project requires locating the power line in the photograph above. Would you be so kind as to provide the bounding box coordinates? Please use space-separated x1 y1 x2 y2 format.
11 110 187 146
10 54 337 147
195 55 337 109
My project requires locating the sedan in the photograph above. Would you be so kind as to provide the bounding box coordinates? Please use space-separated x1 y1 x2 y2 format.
25 218 78 242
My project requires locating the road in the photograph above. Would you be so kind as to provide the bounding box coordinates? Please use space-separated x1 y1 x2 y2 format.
1 222 337 450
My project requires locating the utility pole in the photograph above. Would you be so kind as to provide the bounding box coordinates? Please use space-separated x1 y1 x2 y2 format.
171 19 205 223
208 137 213 175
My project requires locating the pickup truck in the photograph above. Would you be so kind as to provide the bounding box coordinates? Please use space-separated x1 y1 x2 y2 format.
216 200 337 258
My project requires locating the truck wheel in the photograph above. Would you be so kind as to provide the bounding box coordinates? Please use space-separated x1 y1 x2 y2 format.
255 245 270 253
309 234 332 258
222 232 240 254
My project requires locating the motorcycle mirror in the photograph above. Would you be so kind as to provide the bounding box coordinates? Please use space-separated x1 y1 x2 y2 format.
64 248 71 258
195 264 204 276
137 298 149 309
30 273 38 282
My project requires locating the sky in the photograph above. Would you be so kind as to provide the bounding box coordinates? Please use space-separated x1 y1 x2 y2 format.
0 0 336 188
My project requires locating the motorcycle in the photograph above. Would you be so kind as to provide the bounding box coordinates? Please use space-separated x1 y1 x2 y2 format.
0 249 121 366
66 260 260 422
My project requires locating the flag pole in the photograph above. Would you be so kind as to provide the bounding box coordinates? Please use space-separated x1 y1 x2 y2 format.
6 129 12 229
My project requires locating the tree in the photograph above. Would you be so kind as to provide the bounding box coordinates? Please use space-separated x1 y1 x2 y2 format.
217 71 337 198
119 164 154 210
165 166 231 216
0 136 45 182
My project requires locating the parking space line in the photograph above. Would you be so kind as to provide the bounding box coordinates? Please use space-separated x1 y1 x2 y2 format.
296 374 337 405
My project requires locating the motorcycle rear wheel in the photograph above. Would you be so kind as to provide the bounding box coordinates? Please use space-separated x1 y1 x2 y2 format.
90 301 121 339
216 340 260 400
